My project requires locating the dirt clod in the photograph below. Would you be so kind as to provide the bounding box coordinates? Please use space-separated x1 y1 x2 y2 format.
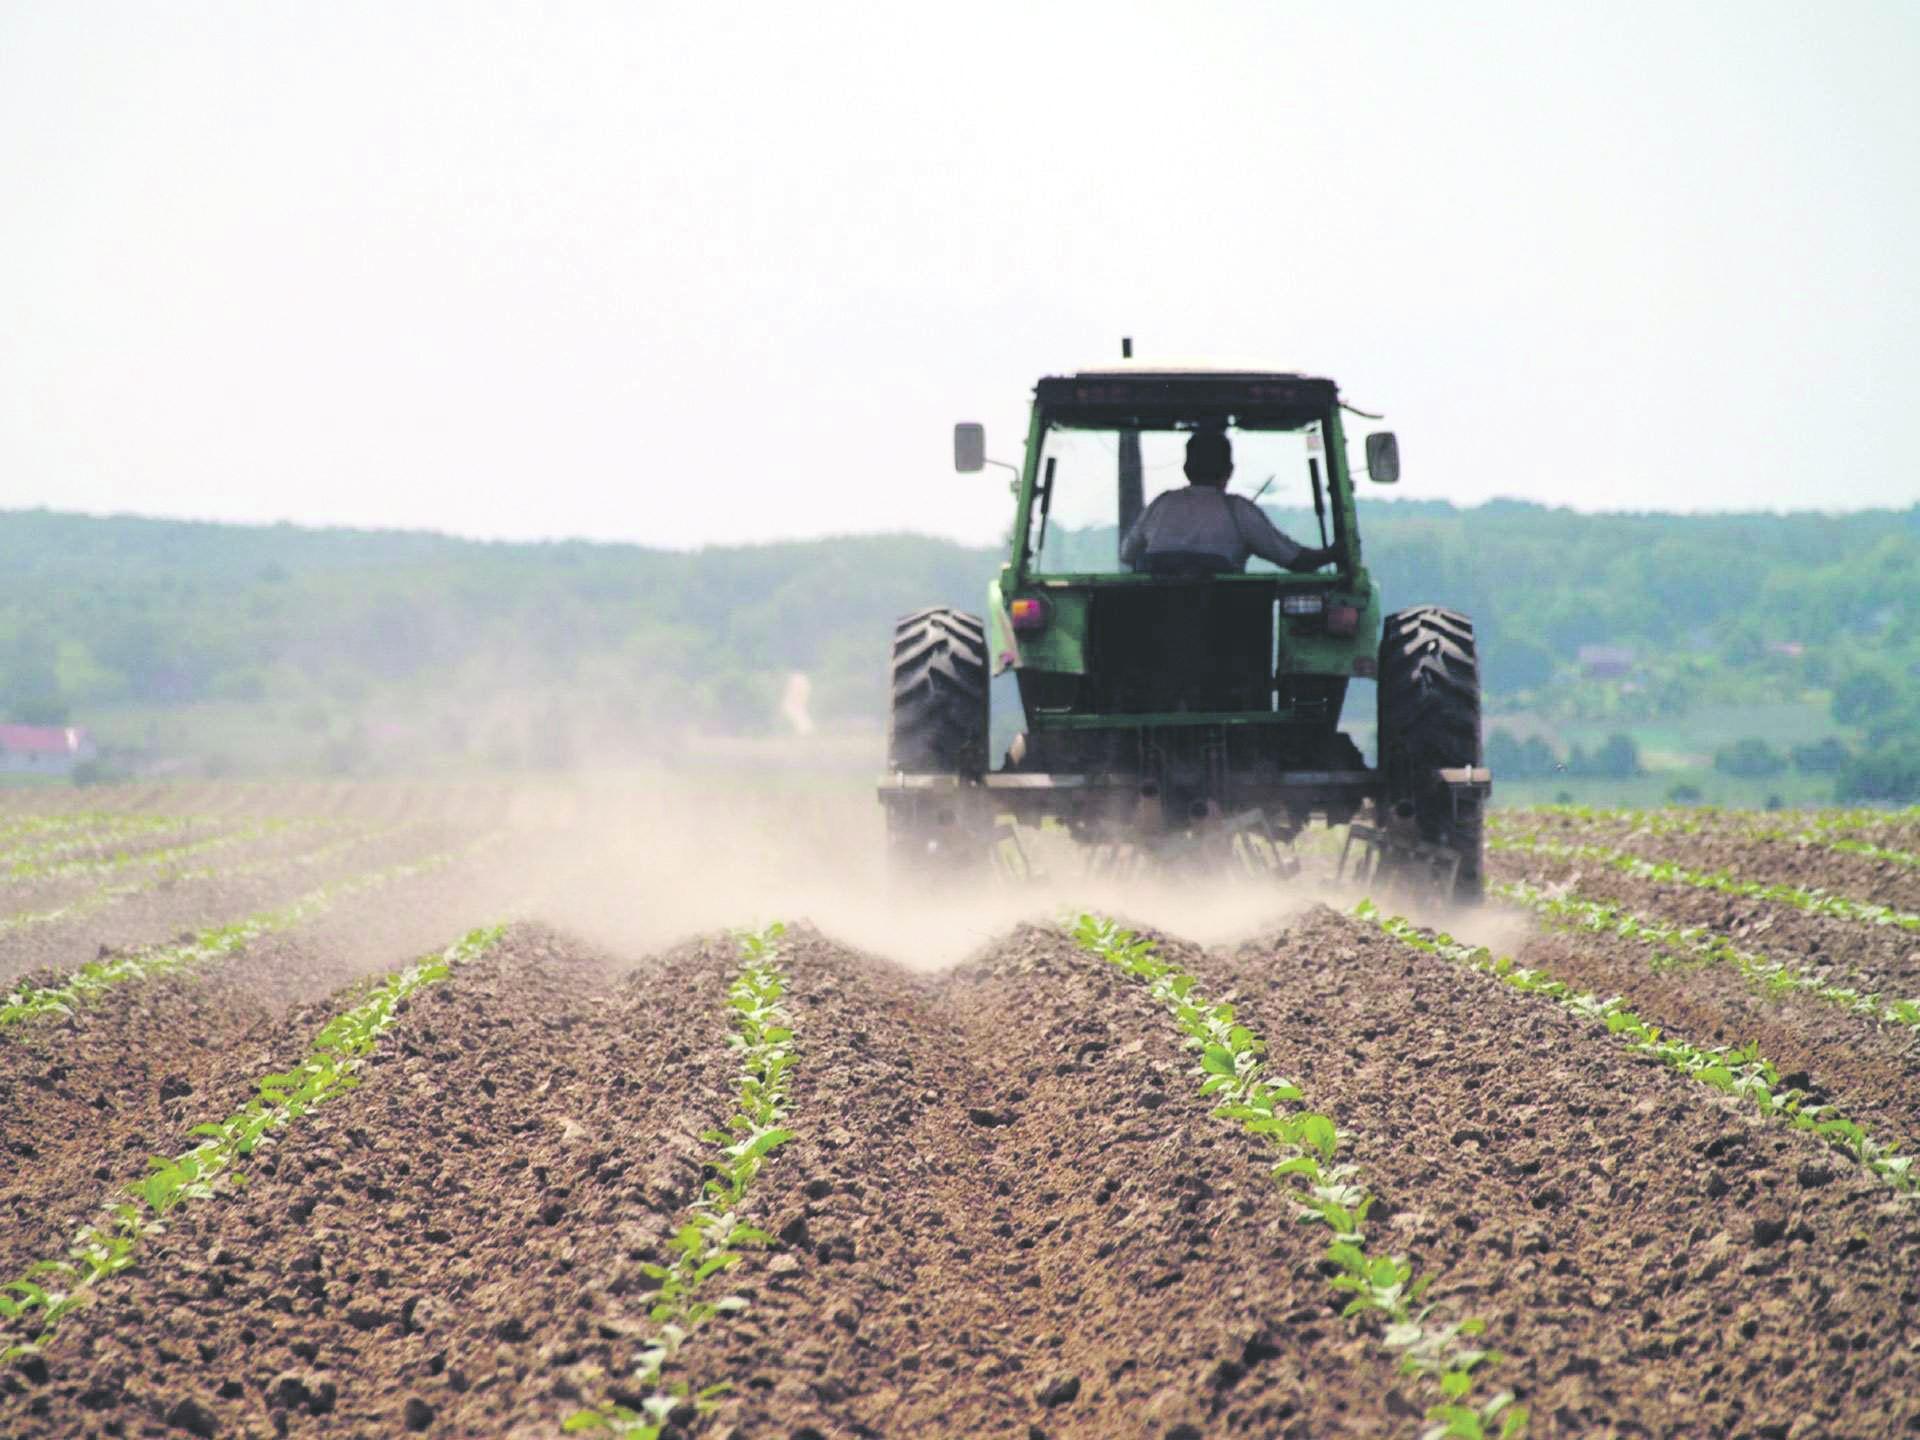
164 1395 217 1437
1036 1373 1081 1406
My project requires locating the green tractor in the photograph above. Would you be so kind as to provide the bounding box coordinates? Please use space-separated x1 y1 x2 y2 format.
881 354 1489 902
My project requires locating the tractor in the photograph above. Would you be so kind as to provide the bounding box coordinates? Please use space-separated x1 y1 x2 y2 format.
880 353 1490 903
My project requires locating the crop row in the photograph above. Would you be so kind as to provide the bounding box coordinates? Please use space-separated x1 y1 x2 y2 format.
1356 904 1916 1195
567 924 795 1439
1495 805 1920 873
0 812 197 847
0 926 506 1360
0 820 414 939
1487 831 1920 932
0 816 348 885
1493 878 1920 1035
0 835 497 1030
0 814 211 872
1072 914 1527 1440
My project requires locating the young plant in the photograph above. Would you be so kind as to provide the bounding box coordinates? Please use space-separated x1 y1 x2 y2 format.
1487 832 1920 933
0 925 506 1360
566 922 795 1439
0 833 499 1031
1072 915 1527 1440
1355 902 1917 1195
1494 879 1920 1035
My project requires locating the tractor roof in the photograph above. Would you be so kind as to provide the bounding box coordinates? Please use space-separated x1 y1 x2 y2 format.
1054 359 1334 385
1035 362 1338 427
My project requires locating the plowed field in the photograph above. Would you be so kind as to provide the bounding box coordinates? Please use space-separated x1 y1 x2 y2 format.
2 786 1916 1439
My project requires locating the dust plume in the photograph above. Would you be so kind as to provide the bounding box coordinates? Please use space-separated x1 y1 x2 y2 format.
489 764 1345 970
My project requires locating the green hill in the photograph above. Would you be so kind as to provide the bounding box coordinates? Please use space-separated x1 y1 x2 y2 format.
2 504 1916 799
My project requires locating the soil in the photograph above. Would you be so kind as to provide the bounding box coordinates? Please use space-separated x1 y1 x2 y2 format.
2 797 1918 1439
1496 813 1920 915
1488 845 1920 997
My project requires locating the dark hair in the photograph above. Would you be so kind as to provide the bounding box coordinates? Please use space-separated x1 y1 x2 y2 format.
1185 429 1233 484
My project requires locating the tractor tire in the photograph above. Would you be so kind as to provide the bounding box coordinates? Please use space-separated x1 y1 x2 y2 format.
886 608 991 883
1377 606 1484 903
887 608 989 776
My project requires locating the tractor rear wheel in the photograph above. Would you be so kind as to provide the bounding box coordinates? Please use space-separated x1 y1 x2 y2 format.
1376 606 1484 902
886 608 990 879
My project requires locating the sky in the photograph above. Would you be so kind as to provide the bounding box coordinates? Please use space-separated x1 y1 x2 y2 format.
2 1 1916 550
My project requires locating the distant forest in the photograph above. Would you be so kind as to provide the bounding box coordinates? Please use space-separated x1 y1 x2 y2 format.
2 504 1917 796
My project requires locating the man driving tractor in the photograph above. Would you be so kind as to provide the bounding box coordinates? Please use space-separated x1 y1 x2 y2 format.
1120 429 1337 574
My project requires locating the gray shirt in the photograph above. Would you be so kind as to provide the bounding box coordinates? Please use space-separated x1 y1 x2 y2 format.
1120 486 1305 570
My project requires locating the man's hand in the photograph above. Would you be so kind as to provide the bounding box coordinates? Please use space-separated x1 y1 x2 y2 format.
1287 546 1337 572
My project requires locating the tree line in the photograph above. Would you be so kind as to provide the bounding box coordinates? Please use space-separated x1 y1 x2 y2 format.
1 503 1915 796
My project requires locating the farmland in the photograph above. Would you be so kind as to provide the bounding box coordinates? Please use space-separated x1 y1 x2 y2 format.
0 784 1916 1438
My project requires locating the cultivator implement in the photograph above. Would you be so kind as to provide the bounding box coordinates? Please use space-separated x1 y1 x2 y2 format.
882 762 1488 899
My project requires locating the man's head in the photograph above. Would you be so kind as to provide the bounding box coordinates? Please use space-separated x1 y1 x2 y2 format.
1184 429 1233 487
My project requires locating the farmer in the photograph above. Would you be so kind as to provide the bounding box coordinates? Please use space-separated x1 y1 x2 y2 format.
1120 430 1336 574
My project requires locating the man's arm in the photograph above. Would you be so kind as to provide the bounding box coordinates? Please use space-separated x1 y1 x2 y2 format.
1230 496 1336 572
1119 495 1161 568
1284 545 1338 572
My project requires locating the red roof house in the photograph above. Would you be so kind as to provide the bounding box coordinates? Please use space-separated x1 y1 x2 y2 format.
0 725 98 774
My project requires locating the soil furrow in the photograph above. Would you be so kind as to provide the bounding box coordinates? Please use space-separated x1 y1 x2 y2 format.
1488 847 1920 997
0 824 478 988
698 926 1398 1440
1493 907 1920 1145
1492 816 1920 914
0 848 529 1285
1195 908 1920 1439
0 927 738 1439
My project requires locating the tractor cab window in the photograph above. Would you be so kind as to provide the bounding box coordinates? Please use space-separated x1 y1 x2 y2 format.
1027 419 1334 576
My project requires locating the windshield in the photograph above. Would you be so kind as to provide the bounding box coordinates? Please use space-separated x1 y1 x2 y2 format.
1026 419 1336 575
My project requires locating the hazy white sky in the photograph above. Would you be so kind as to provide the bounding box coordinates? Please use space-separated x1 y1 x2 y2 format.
2 2 1916 548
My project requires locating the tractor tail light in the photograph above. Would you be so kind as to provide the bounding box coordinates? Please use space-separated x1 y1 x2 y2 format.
1009 597 1050 633
1326 604 1360 638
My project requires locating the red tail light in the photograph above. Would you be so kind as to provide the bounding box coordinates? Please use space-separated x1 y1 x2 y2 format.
1010 597 1050 633
1326 604 1360 638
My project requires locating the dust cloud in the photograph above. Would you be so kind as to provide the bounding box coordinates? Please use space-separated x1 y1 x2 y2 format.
490 766 1346 971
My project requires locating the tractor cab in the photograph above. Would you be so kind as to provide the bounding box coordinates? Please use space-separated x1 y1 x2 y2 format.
885 355 1488 902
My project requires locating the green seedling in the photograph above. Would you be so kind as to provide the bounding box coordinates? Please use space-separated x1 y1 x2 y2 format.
0 817 323 885
1496 804 1920 872
1072 914 1527 1440
0 813 202 872
567 922 794 1436
0 925 505 1359
0 820 409 939
1356 902 1918 1195
0 832 499 1031
1495 879 1920 1036
1488 832 1920 933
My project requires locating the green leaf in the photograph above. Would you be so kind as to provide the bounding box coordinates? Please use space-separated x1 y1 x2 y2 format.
743 1129 795 1162
1298 1112 1338 1161
1200 1045 1237 1077
1325 1241 1367 1273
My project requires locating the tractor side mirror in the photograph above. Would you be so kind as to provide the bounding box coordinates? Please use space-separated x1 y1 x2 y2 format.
1365 431 1400 484
954 422 986 474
